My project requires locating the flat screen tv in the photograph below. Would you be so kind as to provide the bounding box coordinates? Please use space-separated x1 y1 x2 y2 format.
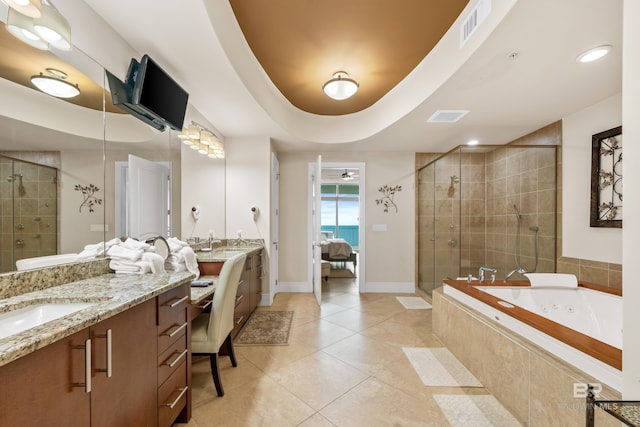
130 55 189 131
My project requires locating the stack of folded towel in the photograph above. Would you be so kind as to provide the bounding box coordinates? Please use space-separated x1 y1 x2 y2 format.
75 238 122 260
107 238 166 274
165 237 200 279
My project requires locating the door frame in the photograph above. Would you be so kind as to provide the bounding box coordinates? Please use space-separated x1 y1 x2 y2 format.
308 161 366 294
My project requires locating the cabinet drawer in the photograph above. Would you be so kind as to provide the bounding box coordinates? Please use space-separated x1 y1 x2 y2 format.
236 278 248 297
158 334 188 387
158 360 188 427
158 284 189 353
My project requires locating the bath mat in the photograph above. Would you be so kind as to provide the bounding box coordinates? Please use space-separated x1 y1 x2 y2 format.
403 347 482 387
433 394 522 427
396 296 432 309
234 310 294 346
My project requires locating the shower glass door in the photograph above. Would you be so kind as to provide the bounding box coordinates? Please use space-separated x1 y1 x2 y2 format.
0 155 58 272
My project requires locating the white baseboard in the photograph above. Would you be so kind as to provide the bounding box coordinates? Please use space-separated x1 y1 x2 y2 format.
364 282 415 293
276 281 312 293
260 293 274 307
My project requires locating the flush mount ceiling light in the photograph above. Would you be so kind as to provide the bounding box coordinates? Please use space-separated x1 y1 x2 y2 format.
467 139 479 146
33 2 71 50
1 0 42 18
30 68 80 98
6 7 49 50
576 45 612 63
322 71 359 100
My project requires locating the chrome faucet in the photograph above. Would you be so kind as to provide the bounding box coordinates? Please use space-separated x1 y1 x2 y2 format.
478 266 497 283
504 267 527 282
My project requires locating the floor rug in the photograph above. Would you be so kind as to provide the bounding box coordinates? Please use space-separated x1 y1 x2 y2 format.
329 268 356 278
433 394 522 426
403 347 482 387
396 296 432 309
234 310 294 346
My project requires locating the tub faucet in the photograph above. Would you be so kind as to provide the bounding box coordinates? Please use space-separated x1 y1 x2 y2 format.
504 267 527 282
478 266 497 283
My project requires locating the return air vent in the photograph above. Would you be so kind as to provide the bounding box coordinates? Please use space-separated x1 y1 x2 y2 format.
427 110 470 123
460 0 492 47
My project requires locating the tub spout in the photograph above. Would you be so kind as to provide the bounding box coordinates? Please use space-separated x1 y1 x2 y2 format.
504 267 527 282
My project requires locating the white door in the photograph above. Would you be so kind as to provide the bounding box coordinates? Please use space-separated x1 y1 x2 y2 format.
128 154 170 239
270 153 280 303
311 155 322 304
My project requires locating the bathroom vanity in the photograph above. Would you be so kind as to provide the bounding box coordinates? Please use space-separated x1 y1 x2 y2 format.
0 262 194 427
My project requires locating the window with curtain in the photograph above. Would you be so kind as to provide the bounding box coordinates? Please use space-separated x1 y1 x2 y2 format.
321 184 359 249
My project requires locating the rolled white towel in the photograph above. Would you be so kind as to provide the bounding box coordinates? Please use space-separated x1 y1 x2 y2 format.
122 238 152 251
107 245 144 262
179 246 200 279
143 252 166 274
109 259 151 274
167 237 188 253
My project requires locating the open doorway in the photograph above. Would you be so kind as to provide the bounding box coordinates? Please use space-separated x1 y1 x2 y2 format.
320 162 365 293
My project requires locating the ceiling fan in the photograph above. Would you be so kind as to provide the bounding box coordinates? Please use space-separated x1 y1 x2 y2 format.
341 169 358 181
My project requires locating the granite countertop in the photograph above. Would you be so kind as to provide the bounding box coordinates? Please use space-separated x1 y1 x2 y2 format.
0 271 194 368
195 245 263 262
190 275 218 304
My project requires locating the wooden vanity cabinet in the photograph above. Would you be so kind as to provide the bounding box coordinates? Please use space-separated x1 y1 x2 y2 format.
0 284 192 427
0 329 91 426
0 298 157 427
232 250 262 338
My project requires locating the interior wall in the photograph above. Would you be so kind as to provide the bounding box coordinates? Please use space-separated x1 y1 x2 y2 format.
562 94 622 264
278 151 415 291
622 0 640 399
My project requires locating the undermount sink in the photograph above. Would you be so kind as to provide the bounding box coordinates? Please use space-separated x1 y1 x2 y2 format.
0 302 97 340
212 249 246 258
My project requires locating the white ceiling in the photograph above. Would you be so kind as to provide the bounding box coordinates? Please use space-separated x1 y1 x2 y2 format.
81 0 622 154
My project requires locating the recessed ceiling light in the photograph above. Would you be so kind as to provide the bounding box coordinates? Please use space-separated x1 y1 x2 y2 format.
576 45 612 63
467 139 479 146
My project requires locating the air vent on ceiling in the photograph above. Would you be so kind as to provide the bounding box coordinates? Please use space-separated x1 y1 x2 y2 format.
460 0 492 48
427 110 470 123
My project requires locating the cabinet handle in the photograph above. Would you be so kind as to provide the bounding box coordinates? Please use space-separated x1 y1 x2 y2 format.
163 322 188 338
165 349 189 368
235 315 244 325
73 338 92 393
235 294 243 305
95 329 113 378
238 279 244 285
197 299 213 310
167 295 189 308
163 386 189 409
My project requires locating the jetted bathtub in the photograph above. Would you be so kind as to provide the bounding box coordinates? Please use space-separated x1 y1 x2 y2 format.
443 280 622 391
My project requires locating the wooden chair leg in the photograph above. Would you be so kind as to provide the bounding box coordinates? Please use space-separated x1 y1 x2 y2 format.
209 353 224 396
224 333 237 367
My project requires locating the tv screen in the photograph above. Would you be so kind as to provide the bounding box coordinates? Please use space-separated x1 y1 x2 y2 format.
131 55 189 131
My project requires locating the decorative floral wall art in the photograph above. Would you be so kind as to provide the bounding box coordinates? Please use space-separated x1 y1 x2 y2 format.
590 126 622 228
75 183 103 213
376 184 402 213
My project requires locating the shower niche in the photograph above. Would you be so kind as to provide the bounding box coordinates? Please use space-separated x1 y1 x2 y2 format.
0 154 58 272
417 145 558 295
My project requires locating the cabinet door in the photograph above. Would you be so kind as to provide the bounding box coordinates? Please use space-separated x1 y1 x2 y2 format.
90 298 157 427
0 329 91 426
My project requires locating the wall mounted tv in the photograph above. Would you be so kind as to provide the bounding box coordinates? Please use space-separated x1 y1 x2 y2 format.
106 54 189 132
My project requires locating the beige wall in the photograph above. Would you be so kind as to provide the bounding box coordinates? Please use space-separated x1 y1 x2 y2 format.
278 151 415 292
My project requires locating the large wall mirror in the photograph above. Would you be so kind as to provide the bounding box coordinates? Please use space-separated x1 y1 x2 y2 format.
0 24 224 273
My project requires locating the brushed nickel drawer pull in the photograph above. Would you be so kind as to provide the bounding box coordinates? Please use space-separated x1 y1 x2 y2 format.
197 299 213 310
235 315 244 325
95 329 113 378
164 386 189 409
73 338 92 393
235 294 243 304
166 349 189 368
168 295 189 308
163 322 188 338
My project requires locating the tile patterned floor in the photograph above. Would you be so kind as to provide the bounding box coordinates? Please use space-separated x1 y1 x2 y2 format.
176 278 521 426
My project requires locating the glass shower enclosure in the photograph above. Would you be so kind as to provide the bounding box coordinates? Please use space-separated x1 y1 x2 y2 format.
417 145 558 295
0 155 58 272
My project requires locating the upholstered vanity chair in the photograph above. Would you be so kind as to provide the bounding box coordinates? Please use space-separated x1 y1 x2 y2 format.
191 252 247 396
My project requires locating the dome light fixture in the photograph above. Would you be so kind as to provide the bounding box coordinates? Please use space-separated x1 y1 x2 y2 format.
322 71 359 100
1 0 42 18
576 45 612 63
30 68 80 98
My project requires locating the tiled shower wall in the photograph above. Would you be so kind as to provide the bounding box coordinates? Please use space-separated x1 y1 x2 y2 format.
416 121 622 291
0 153 59 273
